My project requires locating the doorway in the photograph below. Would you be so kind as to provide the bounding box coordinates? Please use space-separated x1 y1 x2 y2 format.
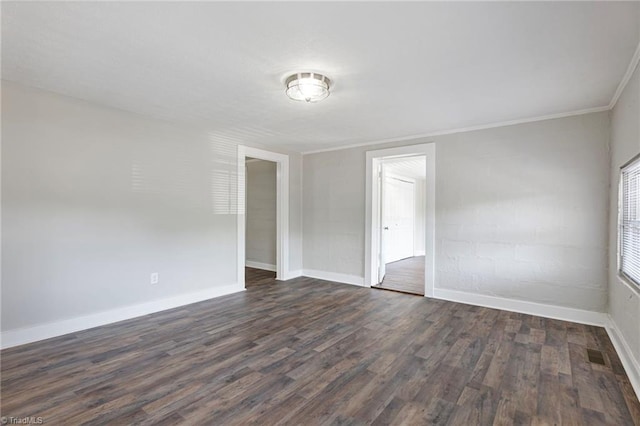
373 157 426 295
364 143 436 297
245 157 277 286
236 146 290 288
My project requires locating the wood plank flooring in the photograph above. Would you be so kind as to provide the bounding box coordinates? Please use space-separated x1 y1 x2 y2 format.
2 276 639 425
245 266 276 287
373 256 425 295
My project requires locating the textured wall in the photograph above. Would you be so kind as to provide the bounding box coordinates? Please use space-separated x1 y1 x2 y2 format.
435 113 609 311
303 112 610 312
609 63 640 368
246 160 277 267
1 82 303 331
303 149 366 276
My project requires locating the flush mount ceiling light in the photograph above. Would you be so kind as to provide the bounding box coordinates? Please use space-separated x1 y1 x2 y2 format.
285 72 331 103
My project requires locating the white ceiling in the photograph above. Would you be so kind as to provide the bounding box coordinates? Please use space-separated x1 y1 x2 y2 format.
2 2 639 153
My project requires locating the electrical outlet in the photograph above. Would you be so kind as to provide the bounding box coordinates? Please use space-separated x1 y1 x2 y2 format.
150 272 159 285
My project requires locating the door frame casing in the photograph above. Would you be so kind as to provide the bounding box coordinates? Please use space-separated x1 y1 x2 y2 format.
237 146 289 287
364 143 436 296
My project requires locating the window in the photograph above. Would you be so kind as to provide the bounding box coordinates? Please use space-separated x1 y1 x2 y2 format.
619 155 640 287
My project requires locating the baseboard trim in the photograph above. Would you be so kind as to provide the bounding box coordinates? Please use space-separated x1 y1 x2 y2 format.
0 283 244 349
606 316 640 400
432 288 607 326
245 261 277 272
302 269 364 287
282 269 303 280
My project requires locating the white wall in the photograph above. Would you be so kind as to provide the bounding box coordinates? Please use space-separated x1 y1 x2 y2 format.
0 78 619 347
1 81 303 335
246 160 276 268
303 112 610 312
608 63 640 378
303 149 366 277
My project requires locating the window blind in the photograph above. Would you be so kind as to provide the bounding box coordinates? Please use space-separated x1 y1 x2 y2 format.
620 158 640 287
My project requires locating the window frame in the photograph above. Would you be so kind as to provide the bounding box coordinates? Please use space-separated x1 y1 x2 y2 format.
618 153 640 288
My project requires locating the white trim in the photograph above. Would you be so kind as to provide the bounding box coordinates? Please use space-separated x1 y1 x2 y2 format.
288 40 638 157
606 316 640 400
365 144 436 297
283 269 303 280
431 287 640 397
302 269 364 287
245 261 276 272
432 288 607 326
237 145 247 289
617 275 640 298
609 40 640 110
0 284 244 349
385 171 416 185
237 146 290 284
301 106 609 155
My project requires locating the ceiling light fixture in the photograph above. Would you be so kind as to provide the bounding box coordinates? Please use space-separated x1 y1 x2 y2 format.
285 72 331 103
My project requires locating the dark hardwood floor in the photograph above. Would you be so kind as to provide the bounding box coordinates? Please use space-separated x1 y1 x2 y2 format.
245 266 276 287
373 255 425 296
2 276 639 425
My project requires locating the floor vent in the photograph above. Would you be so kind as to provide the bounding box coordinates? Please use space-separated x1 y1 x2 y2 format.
587 348 606 366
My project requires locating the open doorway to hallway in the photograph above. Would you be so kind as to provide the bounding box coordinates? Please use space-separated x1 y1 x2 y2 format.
237 145 289 288
372 156 426 296
245 157 277 286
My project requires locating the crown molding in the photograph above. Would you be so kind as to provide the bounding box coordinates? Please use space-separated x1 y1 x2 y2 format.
302 38 640 156
302 105 610 155
609 39 640 110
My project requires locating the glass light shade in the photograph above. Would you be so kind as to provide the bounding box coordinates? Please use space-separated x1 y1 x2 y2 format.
285 72 331 103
